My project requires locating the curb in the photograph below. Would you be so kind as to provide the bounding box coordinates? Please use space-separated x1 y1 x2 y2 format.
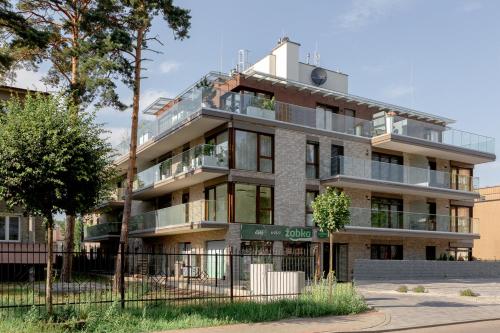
342 316 500 332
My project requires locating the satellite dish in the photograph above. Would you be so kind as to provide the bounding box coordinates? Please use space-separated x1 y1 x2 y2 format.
311 67 327 86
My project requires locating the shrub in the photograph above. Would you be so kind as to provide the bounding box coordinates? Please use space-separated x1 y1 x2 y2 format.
412 286 426 293
460 289 478 297
396 285 408 293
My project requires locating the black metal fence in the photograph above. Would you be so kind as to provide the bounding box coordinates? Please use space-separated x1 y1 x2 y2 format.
0 243 319 312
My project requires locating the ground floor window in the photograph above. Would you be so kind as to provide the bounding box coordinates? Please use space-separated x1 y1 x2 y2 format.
239 241 273 280
0 216 20 242
448 247 472 261
370 244 403 260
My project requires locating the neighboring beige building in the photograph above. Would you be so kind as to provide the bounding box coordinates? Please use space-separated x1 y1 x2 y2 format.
473 186 500 260
86 38 496 281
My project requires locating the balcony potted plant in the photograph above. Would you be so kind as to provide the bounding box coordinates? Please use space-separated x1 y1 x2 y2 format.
196 76 216 108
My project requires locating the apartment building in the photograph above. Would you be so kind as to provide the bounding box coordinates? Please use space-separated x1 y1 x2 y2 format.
0 85 47 280
473 186 500 260
87 38 496 280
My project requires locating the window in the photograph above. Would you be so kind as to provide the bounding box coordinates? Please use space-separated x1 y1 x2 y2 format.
344 109 356 134
306 142 319 179
451 166 473 191
0 216 21 242
234 130 273 173
331 145 344 176
0 216 20 242
234 184 273 224
371 197 403 229
305 191 318 226
206 131 229 167
450 206 472 233
372 152 403 182
206 183 228 222
316 104 339 131
426 246 436 260
371 244 403 260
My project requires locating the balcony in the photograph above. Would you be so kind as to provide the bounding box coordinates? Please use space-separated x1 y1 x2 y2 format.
322 156 479 201
129 200 227 237
96 188 126 209
114 87 374 168
84 222 121 242
132 144 228 200
114 84 495 168
372 113 495 164
343 207 478 239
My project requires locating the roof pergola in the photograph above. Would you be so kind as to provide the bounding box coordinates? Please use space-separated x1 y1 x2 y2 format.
242 69 455 125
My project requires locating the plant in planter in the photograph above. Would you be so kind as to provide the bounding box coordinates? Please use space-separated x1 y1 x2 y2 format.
196 76 216 108
261 96 275 110
160 159 172 179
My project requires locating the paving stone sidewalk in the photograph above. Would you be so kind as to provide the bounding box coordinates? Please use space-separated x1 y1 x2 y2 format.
358 279 500 331
159 311 388 333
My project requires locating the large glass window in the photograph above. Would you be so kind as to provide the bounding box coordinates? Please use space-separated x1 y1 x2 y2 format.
206 183 228 222
316 104 339 131
259 187 273 225
305 191 318 226
234 184 273 224
450 206 472 233
451 166 473 191
306 142 319 179
371 197 403 229
0 216 20 241
372 152 403 182
370 244 403 260
235 130 273 173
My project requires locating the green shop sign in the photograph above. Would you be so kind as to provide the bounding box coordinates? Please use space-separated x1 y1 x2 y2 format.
317 230 329 239
240 225 313 241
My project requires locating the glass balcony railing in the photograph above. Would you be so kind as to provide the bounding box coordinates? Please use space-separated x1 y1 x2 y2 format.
129 200 223 233
330 155 479 192
133 143 228 192
348 207 478 234
114 87 374 157
114 84 495 159
373 114 495 154
84 222 122 240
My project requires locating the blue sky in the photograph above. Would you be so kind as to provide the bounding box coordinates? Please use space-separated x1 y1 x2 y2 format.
12 0 500 186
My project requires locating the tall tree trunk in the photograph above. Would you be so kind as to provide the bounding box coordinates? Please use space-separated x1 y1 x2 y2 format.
115 27 144 289
46 216 54 315
61 52 80 283
329 232 334 302
60 215 75 282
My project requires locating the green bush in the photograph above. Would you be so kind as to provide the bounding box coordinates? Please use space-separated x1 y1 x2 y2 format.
412 286 426 293
396 285 408 293
460 289 478 297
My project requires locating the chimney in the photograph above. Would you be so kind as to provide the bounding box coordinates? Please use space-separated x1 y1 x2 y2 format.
271 37 300 81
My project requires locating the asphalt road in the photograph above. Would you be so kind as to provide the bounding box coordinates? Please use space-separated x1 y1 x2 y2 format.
387 319 500 333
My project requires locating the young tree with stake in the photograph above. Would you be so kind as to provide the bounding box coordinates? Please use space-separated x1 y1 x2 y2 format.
312 187 351 300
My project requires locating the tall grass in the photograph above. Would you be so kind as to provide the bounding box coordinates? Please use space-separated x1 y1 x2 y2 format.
0 282 368 333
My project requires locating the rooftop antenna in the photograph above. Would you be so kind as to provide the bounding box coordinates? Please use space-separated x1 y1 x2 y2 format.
314 41 320 66
410 62 415 108
306 52 311 65
218 33 224 73
237 49 250 72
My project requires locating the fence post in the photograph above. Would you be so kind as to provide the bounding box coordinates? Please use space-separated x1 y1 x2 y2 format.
120 242 125 309
215 252 218 288
229 247 234 303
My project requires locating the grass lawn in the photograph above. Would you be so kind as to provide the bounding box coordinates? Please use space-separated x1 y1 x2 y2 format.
0 283 368 333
